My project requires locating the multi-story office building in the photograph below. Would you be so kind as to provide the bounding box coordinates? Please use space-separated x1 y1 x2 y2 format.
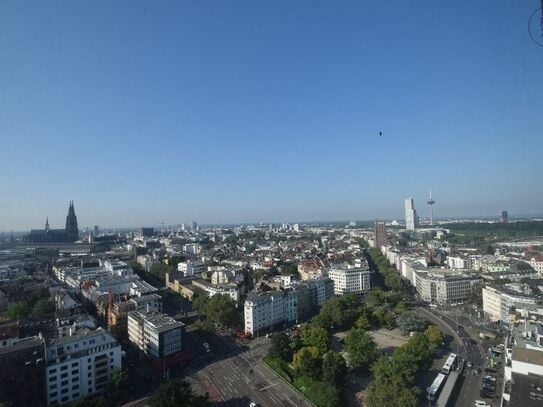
140 227 154 237
127 311 184 358
374 222 388 249
44 327 121 406
326 261 371 295
404 198 419 231
414 269 481 304
482 284 539 325
108 294 162 337
0 335 46 406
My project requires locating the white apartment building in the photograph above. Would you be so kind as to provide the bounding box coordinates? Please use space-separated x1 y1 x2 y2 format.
177 260 205 277
447 256 468 270
482 284 538 325
244 291 285 335
127 311 184 358
414 269 481 304
45 328 121 406
326 262 371 295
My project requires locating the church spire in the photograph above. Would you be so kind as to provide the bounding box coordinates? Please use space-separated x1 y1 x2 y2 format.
65 201 79 242
45 216 49 231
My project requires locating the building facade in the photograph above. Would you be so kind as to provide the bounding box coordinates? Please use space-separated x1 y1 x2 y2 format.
127 311 184 358
482 285 538 325
44 328 121 406
374 222 388 249
327 263 371 295
0 335 46 406
404 198 419 231
414 269 481 304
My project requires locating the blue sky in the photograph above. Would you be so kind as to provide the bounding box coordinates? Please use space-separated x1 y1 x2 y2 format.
1 1 542 230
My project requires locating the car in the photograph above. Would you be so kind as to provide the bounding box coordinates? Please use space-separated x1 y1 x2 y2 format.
479 390 493 398
474 400 489 406
467 361 473 368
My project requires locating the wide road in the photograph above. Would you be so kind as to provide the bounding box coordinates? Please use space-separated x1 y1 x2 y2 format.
187 338 311 407
418 307 492 407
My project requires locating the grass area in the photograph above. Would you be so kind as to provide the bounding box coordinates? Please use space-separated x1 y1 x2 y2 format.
262 355 292 382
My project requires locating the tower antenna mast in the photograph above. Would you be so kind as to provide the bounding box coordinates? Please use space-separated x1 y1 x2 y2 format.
427 189 436 226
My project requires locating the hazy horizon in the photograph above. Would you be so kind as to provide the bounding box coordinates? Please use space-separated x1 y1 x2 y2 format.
1 1 542 231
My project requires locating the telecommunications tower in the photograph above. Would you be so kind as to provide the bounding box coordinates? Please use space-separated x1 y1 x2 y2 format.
427 190 435 225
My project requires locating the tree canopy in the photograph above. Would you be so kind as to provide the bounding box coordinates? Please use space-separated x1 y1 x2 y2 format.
396 310 427 334
322 350 347 386
149 379 211 407
344 328 378 367
300 324 331 355
269 332 293 361
292 346 321 378
203 294 238 328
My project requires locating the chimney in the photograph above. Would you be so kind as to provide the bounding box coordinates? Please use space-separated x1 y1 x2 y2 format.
146 303 150 313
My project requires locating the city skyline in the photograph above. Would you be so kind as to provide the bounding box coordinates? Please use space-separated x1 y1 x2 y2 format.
1 1 542 230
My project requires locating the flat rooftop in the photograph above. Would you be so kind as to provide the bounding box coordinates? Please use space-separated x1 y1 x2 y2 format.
509 372 543 407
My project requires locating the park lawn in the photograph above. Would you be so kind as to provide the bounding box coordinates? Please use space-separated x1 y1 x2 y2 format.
262 355 292 382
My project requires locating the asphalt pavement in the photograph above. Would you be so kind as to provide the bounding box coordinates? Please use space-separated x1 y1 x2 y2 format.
187 337 311 407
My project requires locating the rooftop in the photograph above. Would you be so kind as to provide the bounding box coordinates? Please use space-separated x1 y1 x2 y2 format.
128 311 184 333
509 372 543 407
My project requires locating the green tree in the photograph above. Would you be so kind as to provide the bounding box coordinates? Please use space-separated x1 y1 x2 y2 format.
424 325 444 348
204 294 238 328
314 294 360 330
300 324 331 355
149 379 211 407
6 301 31 320
322 350 347 385
280 263 298 275
150 262 169 280
396 311 427 334
306 381 340 407
292 346 321 378
485 245 495 255
470 281 484 307
344 328 378 367
365 375 419 407
192 289 209 319
365 355 420 407
31 298 54 316
105 368 128 402
269 332 292 361
354 312 370 330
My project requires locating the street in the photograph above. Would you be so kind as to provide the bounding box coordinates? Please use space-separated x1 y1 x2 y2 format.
187 337 311 407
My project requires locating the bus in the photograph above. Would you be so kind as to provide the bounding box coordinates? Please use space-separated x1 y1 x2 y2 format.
441 353 458 375
427 373 446 402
